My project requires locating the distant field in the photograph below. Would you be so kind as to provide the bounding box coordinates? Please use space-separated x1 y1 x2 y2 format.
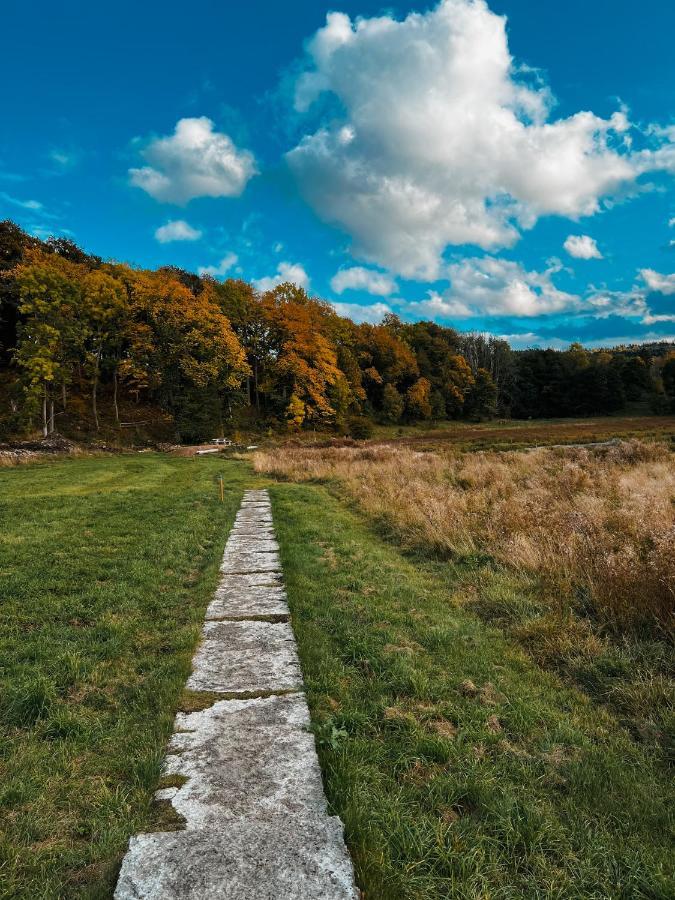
370 414 675 451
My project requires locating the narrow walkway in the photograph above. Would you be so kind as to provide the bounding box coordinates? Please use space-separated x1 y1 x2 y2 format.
115 490 358 900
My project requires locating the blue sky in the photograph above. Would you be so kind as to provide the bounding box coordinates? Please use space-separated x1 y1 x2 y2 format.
2 0 674 347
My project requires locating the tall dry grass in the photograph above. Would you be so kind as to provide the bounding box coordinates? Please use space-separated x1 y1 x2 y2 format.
255 440 675 634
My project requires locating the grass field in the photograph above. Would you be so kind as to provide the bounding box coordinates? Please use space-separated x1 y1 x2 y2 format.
267 414 675 453
272 482 674 898
1 448 673 898
0 455 249 898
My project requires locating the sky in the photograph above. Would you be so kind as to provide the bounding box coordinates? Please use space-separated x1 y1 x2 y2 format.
2 0 674 348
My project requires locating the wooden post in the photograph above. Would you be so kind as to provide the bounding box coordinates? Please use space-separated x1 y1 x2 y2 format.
219 477 224 503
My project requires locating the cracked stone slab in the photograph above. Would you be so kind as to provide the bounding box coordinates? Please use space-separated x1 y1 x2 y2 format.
224 536 280 553
206 586 289 620
115 813 358 900
163 694 327 827
208 572 287 619
186 620 302 693
232 514 274 524
220 549 282 574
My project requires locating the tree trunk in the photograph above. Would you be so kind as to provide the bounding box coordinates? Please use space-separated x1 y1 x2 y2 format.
62 381 67 411
49 401 55 434
92 378 99 430
92 352 100 431
42 389 48 437
113 367 120 424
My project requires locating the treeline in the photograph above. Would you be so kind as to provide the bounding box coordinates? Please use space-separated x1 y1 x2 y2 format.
1 220 674 441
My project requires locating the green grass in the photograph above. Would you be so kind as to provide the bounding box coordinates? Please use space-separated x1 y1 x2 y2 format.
0 455 251 898
2 456 673 898
271 481 675 899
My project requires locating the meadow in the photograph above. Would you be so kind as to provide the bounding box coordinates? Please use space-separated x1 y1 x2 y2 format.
1 435 674 898
256 439 675 765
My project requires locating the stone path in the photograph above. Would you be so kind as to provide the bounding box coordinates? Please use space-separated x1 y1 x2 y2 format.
115 490 358 900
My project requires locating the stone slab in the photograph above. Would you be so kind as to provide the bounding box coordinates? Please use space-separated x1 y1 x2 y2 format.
115 489 358 900
208 572 287 619
115 813 358 900
206 587 289 620
186 620 302 693
220 549 282 574
234 510 273 522
224 536 280 553
162 694 327 827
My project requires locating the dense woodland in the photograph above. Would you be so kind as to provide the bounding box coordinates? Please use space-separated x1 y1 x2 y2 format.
1 219 674 442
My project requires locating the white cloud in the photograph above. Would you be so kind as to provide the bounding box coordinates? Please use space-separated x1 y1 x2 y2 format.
287 1 673 279
640 268 675 295
330 266 397 296
129 117 257 204
331 300 393 323
405 256 579 319
669 217 675 228
253 261 310 292
0 191 43 211
155 219 202 243
405 292 473 320
564 234 603 259
198 252 239 278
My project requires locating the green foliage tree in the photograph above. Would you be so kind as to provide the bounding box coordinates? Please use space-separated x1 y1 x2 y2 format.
381 383 404 423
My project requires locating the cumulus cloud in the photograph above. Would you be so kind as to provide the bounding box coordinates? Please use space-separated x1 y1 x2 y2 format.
640 268 675 295
287 0 673 279
155 219 202 243
331 300 393 323
197 252 239 278
405 257 579 319
330 266 397 296
130 117 257 204
564 234 603 259
253 261 310 292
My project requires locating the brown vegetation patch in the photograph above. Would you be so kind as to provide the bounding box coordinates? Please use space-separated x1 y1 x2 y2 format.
255 439 675 634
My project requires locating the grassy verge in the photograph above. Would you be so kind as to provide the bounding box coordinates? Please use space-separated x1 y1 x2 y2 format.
0 455 250 899
271 481 674 899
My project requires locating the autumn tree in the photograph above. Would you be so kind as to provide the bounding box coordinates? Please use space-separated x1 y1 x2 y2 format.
263 283 342 426
354 323 418 413
81 268 127 428
405 377 432 420
11 249 87 434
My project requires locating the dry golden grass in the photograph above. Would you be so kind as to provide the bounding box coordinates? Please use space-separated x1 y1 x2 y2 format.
255 439 675 634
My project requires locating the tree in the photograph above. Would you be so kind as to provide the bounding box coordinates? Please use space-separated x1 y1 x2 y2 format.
405 377 432 420
11 249 87 434
464 368 498 420
406 321 474 417
263 283 342 426
286 392 306 430
81 268 127 428
381 383 404 423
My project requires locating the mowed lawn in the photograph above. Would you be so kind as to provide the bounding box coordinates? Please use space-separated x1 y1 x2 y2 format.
0 455 249 899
